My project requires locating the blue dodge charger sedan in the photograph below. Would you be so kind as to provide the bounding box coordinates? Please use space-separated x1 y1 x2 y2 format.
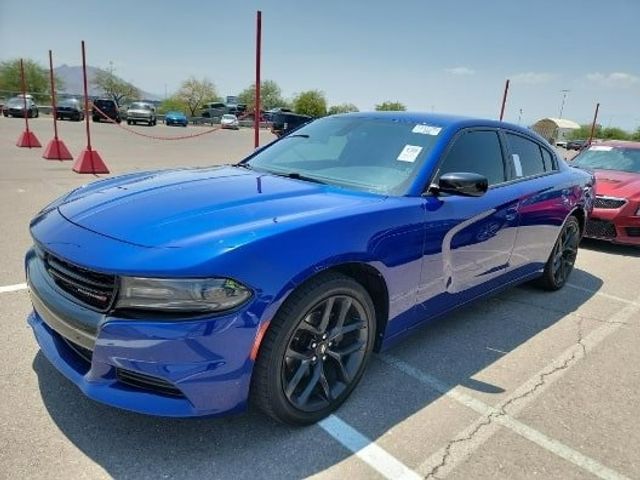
164 111 188 127
26 112 594 424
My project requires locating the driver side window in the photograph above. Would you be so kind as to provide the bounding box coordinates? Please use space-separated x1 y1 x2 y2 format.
437 130 506 186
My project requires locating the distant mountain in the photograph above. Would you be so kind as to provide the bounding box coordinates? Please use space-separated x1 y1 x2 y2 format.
53 64 161 101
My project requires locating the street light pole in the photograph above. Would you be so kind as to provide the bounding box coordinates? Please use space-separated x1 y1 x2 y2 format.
559 89 570 119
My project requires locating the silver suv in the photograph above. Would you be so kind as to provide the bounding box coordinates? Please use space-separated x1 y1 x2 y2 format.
126 102 156 126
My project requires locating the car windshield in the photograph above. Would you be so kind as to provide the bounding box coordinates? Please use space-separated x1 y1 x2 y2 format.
222 114 236 120
130 102 150 110
7 98 24 106
167 111 182 116
59 99 78 107
246 116 442 195
572 146 640 174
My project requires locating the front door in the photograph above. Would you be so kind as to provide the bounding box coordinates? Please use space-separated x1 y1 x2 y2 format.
416 128 520 313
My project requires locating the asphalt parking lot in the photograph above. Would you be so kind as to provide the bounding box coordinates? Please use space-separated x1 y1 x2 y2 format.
1 116 639 480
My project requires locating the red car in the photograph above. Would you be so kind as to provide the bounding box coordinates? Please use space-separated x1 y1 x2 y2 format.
572 141 640 245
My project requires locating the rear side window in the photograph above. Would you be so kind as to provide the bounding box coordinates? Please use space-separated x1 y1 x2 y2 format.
506 133 547 177
541 147 557 171
438 130 506 186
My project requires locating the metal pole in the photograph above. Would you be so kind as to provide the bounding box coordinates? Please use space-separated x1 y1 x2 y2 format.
48 51 60 145
81 41 92 151
499 79 510 121
254 10 262 149
559 89 570 119
588 103 600 145
19 59 30 135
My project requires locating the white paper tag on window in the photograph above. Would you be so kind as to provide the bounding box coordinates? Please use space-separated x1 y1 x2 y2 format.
412 124 442 135
512 153 523 177
397 145 423 162
589 145 613 151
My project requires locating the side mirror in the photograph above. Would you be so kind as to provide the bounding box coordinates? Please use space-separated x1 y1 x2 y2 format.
432 172 488 197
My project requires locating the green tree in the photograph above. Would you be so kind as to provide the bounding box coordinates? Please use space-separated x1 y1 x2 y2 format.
0 58 63 102
568 124 601 140
176 77 219 116
601 127 630 140
293 90 327 117
158 95 188 115
237 80 287 111
375 100 406 111
632 127 640 141
93 67 140 105
328 103 359 115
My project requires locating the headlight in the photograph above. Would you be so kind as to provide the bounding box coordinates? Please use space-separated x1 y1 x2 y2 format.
117 277 252 312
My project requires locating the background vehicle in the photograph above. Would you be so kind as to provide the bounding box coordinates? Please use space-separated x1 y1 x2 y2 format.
2 97 39 118
126 102 157 126
200 102 226 119
164 111 188 127
25 113 593 425
92 99 121 123
56 98 84 121
220 113 239 130
571 141 640 245
270 111 312 137
567 139 587 151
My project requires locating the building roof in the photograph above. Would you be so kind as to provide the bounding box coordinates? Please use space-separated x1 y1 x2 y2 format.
533 117 581 130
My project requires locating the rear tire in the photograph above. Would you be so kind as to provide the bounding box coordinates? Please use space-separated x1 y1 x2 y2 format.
536 216 580 291
251 272 376 425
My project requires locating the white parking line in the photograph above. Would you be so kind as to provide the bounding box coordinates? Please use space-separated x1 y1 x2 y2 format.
319 415 422 480
0 283 28 294
566 283 639 306
380 292 640 480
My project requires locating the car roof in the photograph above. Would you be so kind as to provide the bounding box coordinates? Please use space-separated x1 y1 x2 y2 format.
593 140 640 150
333 111 541 139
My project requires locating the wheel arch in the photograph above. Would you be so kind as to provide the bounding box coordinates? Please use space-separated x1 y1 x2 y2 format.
251 261 391 364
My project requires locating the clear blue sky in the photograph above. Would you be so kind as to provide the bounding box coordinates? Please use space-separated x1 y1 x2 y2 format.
1 0 639 129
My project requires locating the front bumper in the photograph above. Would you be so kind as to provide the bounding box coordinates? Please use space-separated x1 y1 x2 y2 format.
585 207 640 246
26 247 261 417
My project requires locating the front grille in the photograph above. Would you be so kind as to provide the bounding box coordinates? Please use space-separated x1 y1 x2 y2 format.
626 227 640 237
44 253 117 311
594 196 626 209
116 369 184 397
585 218 617 239
63 337 93 364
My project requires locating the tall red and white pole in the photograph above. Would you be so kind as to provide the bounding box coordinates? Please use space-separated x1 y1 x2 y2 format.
43 50 73 160
254 10 262 149
588 103 600 145
73 40 110 174
499 79 510 121
16 58 41 148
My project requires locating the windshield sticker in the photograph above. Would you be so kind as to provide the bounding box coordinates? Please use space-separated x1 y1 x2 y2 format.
412 124 442 135
397 145 423 162
512 154 523 177
589 145 613 151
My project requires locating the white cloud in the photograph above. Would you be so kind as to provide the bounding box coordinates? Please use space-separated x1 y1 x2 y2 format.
510 72 556 85
444 66 476 76
586 72 639 88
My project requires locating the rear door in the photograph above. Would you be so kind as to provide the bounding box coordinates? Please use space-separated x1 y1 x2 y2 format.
502 130 569 269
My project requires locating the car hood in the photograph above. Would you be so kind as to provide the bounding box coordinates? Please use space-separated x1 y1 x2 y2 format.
57 166 383 248
127 109 151 114
593 169 640 200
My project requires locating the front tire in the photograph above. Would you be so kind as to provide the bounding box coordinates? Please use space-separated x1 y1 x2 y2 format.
251 272 376 425
537 216 580 290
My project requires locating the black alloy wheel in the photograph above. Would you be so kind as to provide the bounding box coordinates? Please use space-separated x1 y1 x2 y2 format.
537 216 580 290
251 272 376 425
282 294 369 412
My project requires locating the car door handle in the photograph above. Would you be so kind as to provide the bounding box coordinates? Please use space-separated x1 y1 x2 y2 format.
505 208 518 222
